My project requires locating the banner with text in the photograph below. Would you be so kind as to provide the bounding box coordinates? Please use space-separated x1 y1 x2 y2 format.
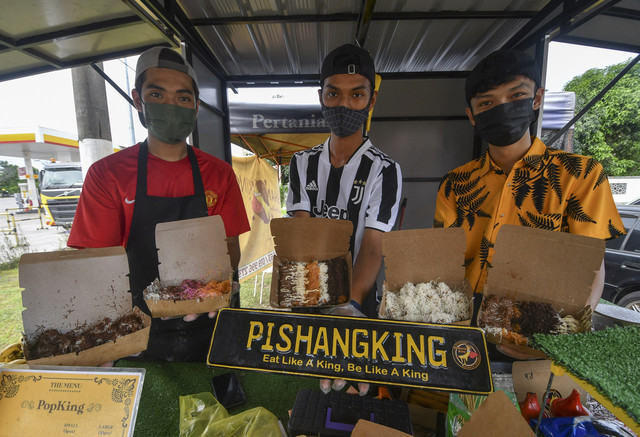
232 155 281 281
229 103 330 135
207 309 493 394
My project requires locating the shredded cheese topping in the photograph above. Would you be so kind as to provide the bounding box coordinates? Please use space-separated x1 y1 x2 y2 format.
280 261 331 306
383 281 470 324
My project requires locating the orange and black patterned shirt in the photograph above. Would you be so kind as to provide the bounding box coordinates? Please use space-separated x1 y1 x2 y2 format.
434 137 625 293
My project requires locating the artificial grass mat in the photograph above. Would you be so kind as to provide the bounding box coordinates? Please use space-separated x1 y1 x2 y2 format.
116 360 317 436
533 325 640 423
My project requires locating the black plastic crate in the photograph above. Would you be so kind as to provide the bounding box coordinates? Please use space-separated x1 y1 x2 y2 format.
288 388 413 436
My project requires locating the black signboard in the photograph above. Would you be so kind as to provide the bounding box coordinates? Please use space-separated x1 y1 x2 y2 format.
208 309 493 394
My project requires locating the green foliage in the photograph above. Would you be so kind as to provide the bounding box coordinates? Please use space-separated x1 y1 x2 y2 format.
0 161 20 193
0 268 23 347
0 232 30 270
564 60 640 176
279 164 290 214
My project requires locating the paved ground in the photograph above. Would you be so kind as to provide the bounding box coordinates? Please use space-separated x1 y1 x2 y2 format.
0 197 70 258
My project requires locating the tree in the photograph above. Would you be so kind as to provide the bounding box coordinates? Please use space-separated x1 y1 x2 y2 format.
0 161 20 193
564 60 640 176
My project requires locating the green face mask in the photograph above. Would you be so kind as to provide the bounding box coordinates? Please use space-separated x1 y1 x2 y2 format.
143 102 197 144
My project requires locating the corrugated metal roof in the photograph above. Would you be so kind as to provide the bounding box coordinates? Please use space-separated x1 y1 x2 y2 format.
0 0 638 83
181 0 550 78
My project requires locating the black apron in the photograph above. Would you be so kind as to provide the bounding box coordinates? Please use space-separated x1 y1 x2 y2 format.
126 141 212 362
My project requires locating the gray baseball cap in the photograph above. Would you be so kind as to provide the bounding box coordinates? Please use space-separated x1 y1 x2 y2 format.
135 46 199 89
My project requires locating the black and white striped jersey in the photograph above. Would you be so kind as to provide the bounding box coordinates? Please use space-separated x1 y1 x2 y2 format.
287 138 403 260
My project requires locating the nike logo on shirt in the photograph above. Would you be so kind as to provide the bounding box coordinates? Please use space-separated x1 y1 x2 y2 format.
125 198 135 204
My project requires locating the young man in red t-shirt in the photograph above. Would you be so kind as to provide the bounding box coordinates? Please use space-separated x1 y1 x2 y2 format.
68 47 250 361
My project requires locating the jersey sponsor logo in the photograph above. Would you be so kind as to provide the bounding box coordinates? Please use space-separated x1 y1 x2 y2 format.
206 190 218 208
312 200 348 220
124 198 135 204
350 179 367 205
305 180 319 191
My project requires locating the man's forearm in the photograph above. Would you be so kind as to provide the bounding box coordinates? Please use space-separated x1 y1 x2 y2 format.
226 236 241 272
587 260 605 309
350 230 383 305
351 250 382 305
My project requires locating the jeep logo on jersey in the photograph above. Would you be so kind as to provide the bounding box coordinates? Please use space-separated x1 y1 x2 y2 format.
350 179 367 205
312 200 348 220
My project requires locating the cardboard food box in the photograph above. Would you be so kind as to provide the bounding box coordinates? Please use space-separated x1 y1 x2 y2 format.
20 246 151 366
512 360 586 410
351 419 413 437
379 227 473 325
270 217 352 308
456 390 535 437
144 215 234 318
479 224 605 356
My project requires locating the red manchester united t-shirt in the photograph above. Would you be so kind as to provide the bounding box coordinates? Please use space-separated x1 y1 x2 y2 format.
68 144 250 248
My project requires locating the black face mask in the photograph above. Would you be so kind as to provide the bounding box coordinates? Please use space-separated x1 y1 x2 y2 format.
473 98 536 146
321 104 370 137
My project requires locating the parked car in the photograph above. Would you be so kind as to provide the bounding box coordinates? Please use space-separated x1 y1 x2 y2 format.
603 205 640 312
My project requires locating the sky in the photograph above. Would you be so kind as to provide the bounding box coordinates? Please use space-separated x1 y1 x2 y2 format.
0 41 635 168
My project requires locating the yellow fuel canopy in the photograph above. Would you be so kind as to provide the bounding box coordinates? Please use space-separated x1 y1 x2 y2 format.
0 126 80 204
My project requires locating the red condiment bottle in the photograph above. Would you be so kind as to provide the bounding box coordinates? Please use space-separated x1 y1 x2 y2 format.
550 389 590 417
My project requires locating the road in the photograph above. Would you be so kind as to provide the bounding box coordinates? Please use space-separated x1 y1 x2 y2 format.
0 197 70 259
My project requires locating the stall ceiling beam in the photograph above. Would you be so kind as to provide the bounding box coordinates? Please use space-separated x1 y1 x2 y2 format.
10 16 143 49
601 6 640 20
0 42 62 68
503 0 565 49
554 35 640 53
512 0 610 51
0 43 164 83
225 70 469 88
191 10 539 27
192 13 357 26
555 0 623 40
131 0 227 80
355 0 376 47
90 63 135 107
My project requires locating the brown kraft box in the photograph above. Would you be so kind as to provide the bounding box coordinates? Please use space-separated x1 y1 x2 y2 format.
351 419 413 436
144 215 234 318
457 390 535 437
270 217 352 308
20 246 151 366
379 227 473 325
479 224 605 356
512 360 586 409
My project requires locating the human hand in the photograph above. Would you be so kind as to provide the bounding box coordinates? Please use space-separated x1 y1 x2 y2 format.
182 312 218 322
320 301 367 394
320 379 370 396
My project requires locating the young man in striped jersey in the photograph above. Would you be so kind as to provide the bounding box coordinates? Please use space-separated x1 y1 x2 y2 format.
286 44 403 318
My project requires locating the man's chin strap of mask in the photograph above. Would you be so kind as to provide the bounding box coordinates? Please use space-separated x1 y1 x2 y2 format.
473 98 537 147
143 101 197 145
321 96 372 138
